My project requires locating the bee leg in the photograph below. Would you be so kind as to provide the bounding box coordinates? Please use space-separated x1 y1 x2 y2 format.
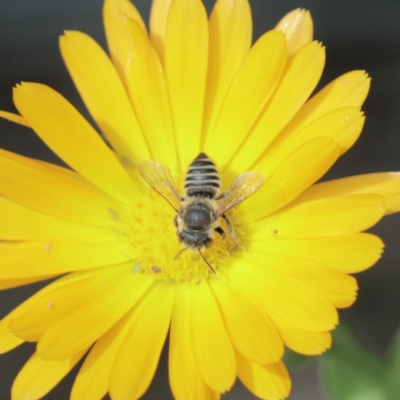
222 214 238 246
173 214 178 227
214 226 226 238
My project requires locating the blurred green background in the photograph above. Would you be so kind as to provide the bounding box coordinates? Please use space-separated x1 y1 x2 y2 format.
0 0 400 399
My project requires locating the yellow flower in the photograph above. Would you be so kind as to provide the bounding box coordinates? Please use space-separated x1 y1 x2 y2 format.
0 0 399 399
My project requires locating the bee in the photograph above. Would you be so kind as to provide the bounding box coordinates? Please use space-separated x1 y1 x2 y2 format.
139 153 264 273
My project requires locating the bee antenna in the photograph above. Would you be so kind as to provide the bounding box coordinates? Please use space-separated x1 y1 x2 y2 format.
174 247 187 260
198 250 216 274
174 248 216 275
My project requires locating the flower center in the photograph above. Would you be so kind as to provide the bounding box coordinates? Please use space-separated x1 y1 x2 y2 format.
127 185 236 284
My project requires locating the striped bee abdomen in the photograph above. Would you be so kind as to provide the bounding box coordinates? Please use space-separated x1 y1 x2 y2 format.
184 153 221 198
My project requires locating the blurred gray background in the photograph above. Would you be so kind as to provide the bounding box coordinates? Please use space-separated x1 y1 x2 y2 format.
0 0 400 399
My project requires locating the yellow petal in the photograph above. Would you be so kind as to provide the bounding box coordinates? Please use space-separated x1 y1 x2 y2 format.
0 271 100 353
264 106 365 160
205 30 287 170
124 18 178 170
0 110 30 127
246 194 386 239
276 9 313 57
270 312 332 355
0 319 25 354
238 251 358 308
235 137 340 223
103 0 146 81
0 196 107 241
204 0 252 138
210 392 221 400
228 257 338 332
11 350 87 400
164 0 208 169
243 233 383 274
110 282 173 400
60 31 150 167
169 284 212 400
0 275 57 290
190 280 236 392
7 267 128 342
0 236 131 279
35 271 154 360
229 41 325 174
13 83 138 204
34 155 111 193
237 352 291 400
210 277 284 364
277 70 370 143
71 301 144 400
149 0 173 62
0 149 128 227
42 153 142 201
296 172 400 215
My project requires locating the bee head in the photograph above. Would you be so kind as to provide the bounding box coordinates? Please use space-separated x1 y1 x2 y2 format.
183 202 212 231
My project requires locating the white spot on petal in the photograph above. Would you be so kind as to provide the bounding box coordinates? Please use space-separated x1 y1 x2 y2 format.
44 242 52 254
133 263 142 274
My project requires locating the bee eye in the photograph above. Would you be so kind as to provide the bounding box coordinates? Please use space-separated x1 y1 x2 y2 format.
183 206 211 231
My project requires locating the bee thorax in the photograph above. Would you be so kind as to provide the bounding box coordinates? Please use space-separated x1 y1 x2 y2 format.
182 203 212 231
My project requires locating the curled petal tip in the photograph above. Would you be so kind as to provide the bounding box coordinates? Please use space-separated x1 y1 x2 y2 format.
276 8 313 57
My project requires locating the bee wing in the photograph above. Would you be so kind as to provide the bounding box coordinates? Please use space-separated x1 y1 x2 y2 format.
216 172 264 216
138 160 182 212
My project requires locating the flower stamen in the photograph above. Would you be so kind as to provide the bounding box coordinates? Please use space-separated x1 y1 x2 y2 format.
125 186 236 284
